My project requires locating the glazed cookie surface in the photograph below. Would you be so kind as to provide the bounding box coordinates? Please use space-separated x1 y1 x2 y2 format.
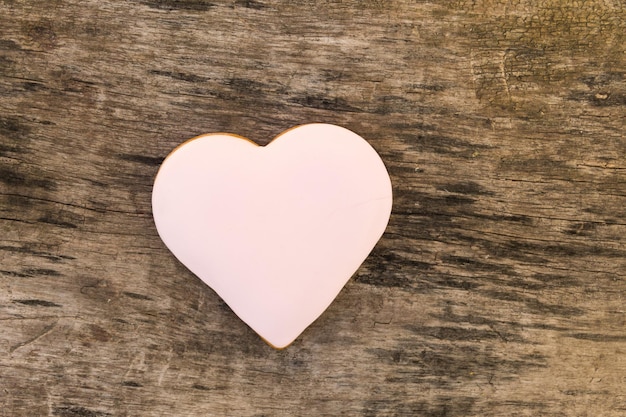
152 124 393 348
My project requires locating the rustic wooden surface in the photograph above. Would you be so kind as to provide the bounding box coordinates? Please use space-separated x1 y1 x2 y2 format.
1 0 625 415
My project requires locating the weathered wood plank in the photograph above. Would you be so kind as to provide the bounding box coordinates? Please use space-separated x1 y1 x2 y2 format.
1 0 625 415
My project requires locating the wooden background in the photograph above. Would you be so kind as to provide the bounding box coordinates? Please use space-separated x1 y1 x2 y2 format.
1 0 625 415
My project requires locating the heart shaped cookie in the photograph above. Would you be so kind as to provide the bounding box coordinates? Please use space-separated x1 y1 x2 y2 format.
152 124 392 348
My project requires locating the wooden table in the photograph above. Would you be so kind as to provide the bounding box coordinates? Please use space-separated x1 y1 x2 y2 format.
1 1 625 415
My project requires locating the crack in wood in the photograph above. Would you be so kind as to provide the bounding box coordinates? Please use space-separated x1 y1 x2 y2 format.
9 321 58 353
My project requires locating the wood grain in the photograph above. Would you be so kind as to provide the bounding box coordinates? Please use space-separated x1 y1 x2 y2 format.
1 0 625 415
